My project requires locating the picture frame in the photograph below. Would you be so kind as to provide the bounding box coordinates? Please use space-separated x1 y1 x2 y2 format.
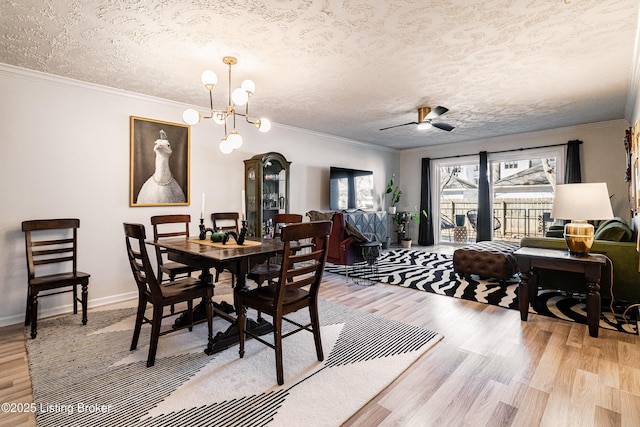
130 116 190 207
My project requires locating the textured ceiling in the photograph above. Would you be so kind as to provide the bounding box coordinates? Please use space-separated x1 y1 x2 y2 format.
1 0 638 150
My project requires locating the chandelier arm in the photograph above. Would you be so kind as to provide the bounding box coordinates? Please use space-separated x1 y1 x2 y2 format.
227 62 232 110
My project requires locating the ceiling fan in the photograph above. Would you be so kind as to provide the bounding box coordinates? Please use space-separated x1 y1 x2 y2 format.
379 106 455 132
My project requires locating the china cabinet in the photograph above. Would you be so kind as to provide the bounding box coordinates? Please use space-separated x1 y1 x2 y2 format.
244 152 291 237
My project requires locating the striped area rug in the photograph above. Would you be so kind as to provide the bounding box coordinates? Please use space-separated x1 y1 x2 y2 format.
25 299 441 427
326 249 638 335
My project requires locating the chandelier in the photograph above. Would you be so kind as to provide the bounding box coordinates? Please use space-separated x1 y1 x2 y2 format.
182 56 271 154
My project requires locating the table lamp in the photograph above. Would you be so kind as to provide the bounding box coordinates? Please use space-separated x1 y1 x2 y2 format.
550 182 614 256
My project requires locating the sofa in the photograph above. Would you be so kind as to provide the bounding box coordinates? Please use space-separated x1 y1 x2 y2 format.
520 217 640 304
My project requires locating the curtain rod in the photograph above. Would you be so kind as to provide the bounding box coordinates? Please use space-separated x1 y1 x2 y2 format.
428 140 581 161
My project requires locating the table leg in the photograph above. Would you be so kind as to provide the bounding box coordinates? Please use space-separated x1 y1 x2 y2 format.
519 269 531 321
586 280 600 338
205 259 273 355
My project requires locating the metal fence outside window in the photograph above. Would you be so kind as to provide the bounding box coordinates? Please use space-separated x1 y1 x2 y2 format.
440 199 554 243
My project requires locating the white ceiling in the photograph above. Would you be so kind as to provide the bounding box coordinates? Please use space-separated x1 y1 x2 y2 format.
1 1 638 150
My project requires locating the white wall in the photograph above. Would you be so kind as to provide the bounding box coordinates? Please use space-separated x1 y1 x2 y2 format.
0 64 398 326
398 120 631 242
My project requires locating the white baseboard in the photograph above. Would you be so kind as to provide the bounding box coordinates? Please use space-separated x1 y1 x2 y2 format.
0 291 138 328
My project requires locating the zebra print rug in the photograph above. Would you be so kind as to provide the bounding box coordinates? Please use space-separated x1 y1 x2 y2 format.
326 249 638 335
25 299 441 427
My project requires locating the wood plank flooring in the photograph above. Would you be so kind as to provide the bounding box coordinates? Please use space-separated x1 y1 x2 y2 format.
2 246 639 426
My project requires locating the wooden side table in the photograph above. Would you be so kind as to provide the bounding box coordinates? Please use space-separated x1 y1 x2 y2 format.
514 247 607 337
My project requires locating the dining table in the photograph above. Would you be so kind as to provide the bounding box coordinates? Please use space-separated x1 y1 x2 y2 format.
148 236 285 355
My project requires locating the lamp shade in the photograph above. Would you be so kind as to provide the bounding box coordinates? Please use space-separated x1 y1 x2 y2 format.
551 183 613 220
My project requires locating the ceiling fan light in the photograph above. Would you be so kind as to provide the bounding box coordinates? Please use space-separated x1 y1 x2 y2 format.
241 79 255 95
183 108 201 125
201 70 218 89
219 137 234 154
417 122 432 130
232 88 249 106
256 118 271 132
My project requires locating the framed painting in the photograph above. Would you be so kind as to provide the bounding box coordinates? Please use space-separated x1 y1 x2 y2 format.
130 116 190 206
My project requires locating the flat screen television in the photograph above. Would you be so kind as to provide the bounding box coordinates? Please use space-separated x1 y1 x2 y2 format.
329 166 374 211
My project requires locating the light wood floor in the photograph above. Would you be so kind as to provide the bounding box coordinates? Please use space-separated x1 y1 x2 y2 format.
2 246 639 427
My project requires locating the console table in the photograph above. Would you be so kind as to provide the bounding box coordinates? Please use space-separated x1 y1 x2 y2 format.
514 247 607 337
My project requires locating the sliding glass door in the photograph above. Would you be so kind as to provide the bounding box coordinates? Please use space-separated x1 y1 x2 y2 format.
435 147 564 243
436 159 479 243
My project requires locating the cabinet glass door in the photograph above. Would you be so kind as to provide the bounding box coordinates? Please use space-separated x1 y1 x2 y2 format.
244 152 291 238
262 159 286 238
246 166 257 236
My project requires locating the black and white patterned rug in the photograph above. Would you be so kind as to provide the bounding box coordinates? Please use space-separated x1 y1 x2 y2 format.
26 299 441 427
327 249 638 335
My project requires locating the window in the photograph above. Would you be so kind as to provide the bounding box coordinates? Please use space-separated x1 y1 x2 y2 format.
434 147 564 243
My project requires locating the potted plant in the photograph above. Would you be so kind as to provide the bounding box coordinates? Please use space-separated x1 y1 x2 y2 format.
385 174 401 214
400 209 428 248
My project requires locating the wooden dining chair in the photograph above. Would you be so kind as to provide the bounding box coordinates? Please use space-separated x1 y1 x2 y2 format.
21 218 90 339
211 212 240 233
247 213 304 287
238 220 332 385
211 212 240 284
151 214 200 282
124 223 213 367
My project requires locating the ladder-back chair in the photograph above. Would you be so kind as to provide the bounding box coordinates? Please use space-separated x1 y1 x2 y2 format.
237 220 332 385
22 218 90 339
124 222 213 367
211 212 240 284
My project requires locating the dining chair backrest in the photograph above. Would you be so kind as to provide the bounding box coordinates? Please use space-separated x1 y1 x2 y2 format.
150 214 191 277
211 212 239 233
124 223 162 301
276 221 332 302
272 213 303 239
22 218 80 279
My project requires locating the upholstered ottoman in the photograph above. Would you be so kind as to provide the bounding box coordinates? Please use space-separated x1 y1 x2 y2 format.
453 241 520 281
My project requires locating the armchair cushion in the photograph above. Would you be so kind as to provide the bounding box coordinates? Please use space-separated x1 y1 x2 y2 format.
594 217 633 242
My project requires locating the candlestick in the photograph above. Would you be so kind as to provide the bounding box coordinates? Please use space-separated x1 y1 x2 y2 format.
241 189 246 220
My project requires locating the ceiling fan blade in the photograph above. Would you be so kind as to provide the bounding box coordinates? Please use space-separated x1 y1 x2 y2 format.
425 106 448 120
432 122 455 132
379 121 418 131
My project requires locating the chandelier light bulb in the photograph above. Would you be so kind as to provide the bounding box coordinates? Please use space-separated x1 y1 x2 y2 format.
183 109 201 125
219 137 233 154
256 118 272 132
189 57 268 150
231 87 249 106
241 79 256 95
201 70 218 89
213 112 226 125
227 130 243 149
417 121 432 130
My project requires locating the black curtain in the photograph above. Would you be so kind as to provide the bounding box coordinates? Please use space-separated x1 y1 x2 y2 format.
476 151 492 242
418 158 434 246
565 140 582 183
